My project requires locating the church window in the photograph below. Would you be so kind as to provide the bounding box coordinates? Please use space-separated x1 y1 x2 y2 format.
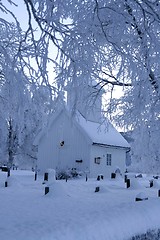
94 157 101 164
106 154 112 166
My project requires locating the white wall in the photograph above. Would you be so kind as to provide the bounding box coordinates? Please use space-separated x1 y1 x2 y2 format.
37 109 127 178
37 111 91 174
89 145 126 178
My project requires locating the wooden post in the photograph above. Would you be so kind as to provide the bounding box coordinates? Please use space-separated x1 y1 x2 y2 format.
86 174 88 182
45 186 49 195
35 172 37 181
126 179 130 188
7 169 10 177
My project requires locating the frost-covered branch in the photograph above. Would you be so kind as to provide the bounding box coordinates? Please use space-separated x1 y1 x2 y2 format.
1 0 160 171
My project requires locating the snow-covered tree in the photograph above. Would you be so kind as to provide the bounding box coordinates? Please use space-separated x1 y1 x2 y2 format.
22 0 160 172
1 0 160 172
0 15 55 167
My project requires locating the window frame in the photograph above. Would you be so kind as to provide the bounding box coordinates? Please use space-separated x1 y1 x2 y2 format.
94 157 101 164
106 153 112 166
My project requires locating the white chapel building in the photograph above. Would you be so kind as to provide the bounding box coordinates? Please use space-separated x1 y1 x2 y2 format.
34 82 130 178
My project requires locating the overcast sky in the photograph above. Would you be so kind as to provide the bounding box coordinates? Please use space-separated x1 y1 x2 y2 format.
1 1 124 102
2 1 32 30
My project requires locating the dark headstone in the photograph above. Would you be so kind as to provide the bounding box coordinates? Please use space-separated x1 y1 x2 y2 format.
7 169 10 177
150 180 153 188
2 166 8 172
135 192 148 201
97 175 100 181
45 186 49 195
126 179 130 188
153 176 159 179
111 173 116 179
135 174 143 178
135 197 148 202
44 172 48 181
124 175 128 183
5 181 8 187
86 175 88 182
95 186 100 192
35 172 37 181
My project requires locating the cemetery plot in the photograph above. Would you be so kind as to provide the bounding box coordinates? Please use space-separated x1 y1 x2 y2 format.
0 170 160 240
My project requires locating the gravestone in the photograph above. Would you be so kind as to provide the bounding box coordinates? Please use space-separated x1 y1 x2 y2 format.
124 175 128 183
44 172 48 181
5 181 8 187
95 186 100 192
126 179 130 188
150 180 153 188
111 173 116 179
97 175 100 181
45 186 49 195
135 192 148 201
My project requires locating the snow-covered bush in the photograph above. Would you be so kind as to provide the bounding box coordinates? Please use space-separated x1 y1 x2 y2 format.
56 169 79 180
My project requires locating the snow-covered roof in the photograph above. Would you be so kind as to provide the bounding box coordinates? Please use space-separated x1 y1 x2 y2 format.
76 112 130 148
34 107 130 149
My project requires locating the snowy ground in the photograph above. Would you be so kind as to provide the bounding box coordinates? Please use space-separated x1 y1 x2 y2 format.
0 170 160 240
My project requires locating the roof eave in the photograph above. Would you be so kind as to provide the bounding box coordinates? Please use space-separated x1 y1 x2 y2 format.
92 142 130 150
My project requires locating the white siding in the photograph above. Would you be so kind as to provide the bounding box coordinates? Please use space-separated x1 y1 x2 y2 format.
37 111 90 174
89 145 126 178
